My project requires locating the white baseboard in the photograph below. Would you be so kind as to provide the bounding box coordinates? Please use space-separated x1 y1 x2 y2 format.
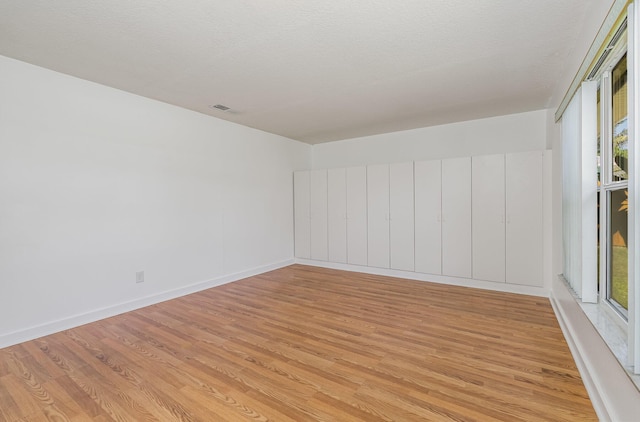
0 259 294 349
549 276 640 421
295 259 549 297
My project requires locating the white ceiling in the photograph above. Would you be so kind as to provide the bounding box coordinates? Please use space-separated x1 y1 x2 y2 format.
0 0 595 144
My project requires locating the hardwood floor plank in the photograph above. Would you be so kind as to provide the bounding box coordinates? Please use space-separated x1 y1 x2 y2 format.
0 265 597 421
308 390 393 422
0 375 26 421
1 373 47 420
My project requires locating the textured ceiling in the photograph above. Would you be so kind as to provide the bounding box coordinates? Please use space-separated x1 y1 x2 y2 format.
0 0 596 144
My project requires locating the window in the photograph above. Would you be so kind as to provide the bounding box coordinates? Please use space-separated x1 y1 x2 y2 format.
608 188 628 312
611 54 629 182
600 53 629 316
559 0 640 389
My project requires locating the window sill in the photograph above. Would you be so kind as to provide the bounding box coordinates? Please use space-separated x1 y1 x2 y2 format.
578 299 640 389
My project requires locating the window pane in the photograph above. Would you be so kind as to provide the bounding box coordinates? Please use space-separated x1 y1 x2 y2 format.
611 54 628 181
608 188 628 310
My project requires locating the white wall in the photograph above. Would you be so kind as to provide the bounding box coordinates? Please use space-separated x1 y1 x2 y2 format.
312 109 547 169
0 55 311 346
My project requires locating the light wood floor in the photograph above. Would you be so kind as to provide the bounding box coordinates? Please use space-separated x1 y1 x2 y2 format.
0 265 596 421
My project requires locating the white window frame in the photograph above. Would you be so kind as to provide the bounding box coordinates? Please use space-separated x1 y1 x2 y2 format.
599 51 631 323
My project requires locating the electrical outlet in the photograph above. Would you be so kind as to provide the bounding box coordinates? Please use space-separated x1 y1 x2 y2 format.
136 271 145 283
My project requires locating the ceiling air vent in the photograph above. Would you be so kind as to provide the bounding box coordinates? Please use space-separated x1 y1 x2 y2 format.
209 104 231 111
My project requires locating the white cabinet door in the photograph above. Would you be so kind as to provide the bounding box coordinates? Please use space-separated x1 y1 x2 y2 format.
472 154 506 282
415 160 442 275
346 166 368 266
506 151 543 286
442 157 472 278
367 164 390 268
294 171 310 259
310 169 328 261
328 168 347 263
390 162 414 271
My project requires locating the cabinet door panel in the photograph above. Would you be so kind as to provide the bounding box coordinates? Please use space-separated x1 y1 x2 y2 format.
472 154 506 282
506 152 543 286
442 157 472 278
294 171 310 259
415 160 442 274
328 168 347 263
390 162 414 271
310 169 328 261
367 164 390 268
347 167 368 266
